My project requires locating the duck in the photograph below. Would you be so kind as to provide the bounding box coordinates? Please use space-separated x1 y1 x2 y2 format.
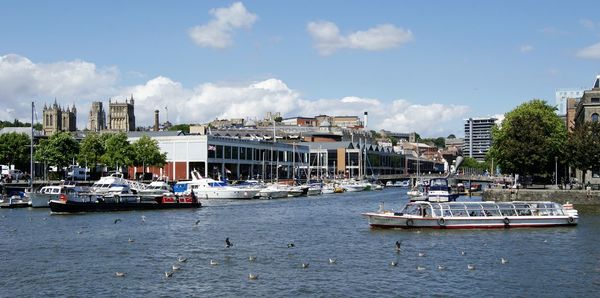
329 258 336 264
172 265 181 271
418 252 425 257
287 243 295 248
225 238 232 248
395 241 402 252
248 273 258 280
248 256 257 262
177 257 188 263
437 265 445 270
210 260 219 266
128 238 134 243
390 261 398 266
301 263 309 268
461 251 466 256
114 218 121 224
416 266 426 271
115 272 126 277
467 264 475 270
165 271 174 278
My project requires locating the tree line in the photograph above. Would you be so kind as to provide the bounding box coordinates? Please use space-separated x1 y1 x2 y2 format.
0 132 166 178
489 99 600 184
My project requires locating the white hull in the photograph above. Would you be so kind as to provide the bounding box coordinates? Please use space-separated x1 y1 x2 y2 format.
306 187 322 196
29 194 54 208
194 188 260 199
343 185 364 192
363 213 578 229
258 189 289 199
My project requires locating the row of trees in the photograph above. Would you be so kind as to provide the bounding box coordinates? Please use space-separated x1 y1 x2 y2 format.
0 132 166 178
489 99 600 183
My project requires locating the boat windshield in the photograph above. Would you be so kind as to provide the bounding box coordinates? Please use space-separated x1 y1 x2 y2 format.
424 202 566 217
208 182 227 187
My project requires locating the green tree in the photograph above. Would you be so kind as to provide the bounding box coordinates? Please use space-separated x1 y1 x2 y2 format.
447 134 456 139
101 133 133 169
34 132 80 173
488 99 566 177
77 133 106 172
0 132 30 170
274 116 283 123
567 121 600 183
131 135 167 170
169 124 190 133
390 136 399 146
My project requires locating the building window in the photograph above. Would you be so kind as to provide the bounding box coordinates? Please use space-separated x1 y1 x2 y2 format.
224 146 231 159
593 166 600 178
592 113 599 122
232 147 238 160
592 98 600 103
216 145 223 159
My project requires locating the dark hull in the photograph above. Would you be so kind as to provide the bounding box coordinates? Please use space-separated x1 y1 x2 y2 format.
49 200 201 213
0 202 30 208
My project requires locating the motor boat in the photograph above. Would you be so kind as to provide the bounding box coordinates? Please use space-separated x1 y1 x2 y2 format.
173 170 261 199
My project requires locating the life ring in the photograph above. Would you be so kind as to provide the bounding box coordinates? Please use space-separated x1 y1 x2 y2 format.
406 218 414 227
437 218 446 226
568 216 575 224
503 217 510 227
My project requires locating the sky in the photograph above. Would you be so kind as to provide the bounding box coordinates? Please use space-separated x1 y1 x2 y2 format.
1 0 600 137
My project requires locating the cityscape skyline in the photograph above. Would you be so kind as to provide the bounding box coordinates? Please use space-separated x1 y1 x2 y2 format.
2 1 600 137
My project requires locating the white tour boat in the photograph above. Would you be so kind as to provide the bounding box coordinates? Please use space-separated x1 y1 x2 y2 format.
363 201 578 229
173 170 261 199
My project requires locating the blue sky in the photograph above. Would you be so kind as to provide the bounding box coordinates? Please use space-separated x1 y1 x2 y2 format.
1 1 600 137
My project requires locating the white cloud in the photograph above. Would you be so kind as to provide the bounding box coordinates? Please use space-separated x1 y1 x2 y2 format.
188 2 257 49
307 21 414 55
580 19 597 30
519 44 534 53
576 42 600 59
0 54 468 136
0 53 118 124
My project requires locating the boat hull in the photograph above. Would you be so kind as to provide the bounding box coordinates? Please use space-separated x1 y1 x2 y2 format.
362 213 578 229
194 188 260 199
50 198 201 213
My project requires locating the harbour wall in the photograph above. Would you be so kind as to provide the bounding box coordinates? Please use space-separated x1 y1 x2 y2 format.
482 189 600 205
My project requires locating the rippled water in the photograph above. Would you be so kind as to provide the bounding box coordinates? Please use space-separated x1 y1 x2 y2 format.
1 189 599 297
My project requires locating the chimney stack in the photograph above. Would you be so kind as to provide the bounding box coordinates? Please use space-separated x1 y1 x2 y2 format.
154 110 160 131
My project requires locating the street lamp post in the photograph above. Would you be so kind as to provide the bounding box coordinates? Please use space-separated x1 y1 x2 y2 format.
555 156 558 188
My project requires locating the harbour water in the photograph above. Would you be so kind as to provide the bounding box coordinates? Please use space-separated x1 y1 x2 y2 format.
1 189 599 297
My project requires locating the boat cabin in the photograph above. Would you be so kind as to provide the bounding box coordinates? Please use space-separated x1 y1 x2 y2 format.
401 201 569 218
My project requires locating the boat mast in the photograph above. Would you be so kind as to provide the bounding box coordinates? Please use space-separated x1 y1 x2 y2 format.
30 101 34 189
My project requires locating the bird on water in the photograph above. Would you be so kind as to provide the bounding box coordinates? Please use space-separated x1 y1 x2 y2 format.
177 257 188 263
225 238 232 248
395 241 402 252
115 272 126 277
165 271 174 278
248 273 258 280
114 219 122 224
287 243 295 248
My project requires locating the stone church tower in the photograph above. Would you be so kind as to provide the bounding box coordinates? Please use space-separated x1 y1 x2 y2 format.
88 101 106 132
42 100 77 136
107 95 136 131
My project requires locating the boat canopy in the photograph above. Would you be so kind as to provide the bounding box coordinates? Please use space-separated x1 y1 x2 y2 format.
401 201 566 217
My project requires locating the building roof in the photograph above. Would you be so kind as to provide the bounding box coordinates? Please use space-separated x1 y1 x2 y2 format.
126 131 185 138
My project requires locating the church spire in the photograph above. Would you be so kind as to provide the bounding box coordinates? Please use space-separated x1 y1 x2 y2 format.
594 75 600 89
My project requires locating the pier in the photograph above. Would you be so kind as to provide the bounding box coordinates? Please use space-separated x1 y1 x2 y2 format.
483 188 600 205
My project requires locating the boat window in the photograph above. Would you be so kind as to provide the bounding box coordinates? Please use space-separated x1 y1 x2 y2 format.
431 204 442 217
402 204 423 216
500 208 516 216
52 189 60 194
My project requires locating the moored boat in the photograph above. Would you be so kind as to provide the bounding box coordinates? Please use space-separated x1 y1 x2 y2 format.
363 201 578 229
49 193 200 213
29 182 86 208
173 170 261 199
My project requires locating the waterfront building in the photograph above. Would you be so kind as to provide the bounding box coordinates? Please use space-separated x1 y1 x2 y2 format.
126 132 310 181
108 96 135 131
88 101 106 132
573 75 600 184
463 117 497 161
42 100 76 136
565 97 579 132
555 89 584 116
281 117 317 127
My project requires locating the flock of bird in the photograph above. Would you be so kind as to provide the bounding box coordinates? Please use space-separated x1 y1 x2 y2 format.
94 217 513 279
392 240 509 271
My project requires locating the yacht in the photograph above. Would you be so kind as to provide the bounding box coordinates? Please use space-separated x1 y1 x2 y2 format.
173 170 261 199
29 182 87 208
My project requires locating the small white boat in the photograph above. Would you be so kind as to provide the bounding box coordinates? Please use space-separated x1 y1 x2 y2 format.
173 170 261 199
138 181 172 197
29 182 87 208
363 201 578 229
258 184 289 199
